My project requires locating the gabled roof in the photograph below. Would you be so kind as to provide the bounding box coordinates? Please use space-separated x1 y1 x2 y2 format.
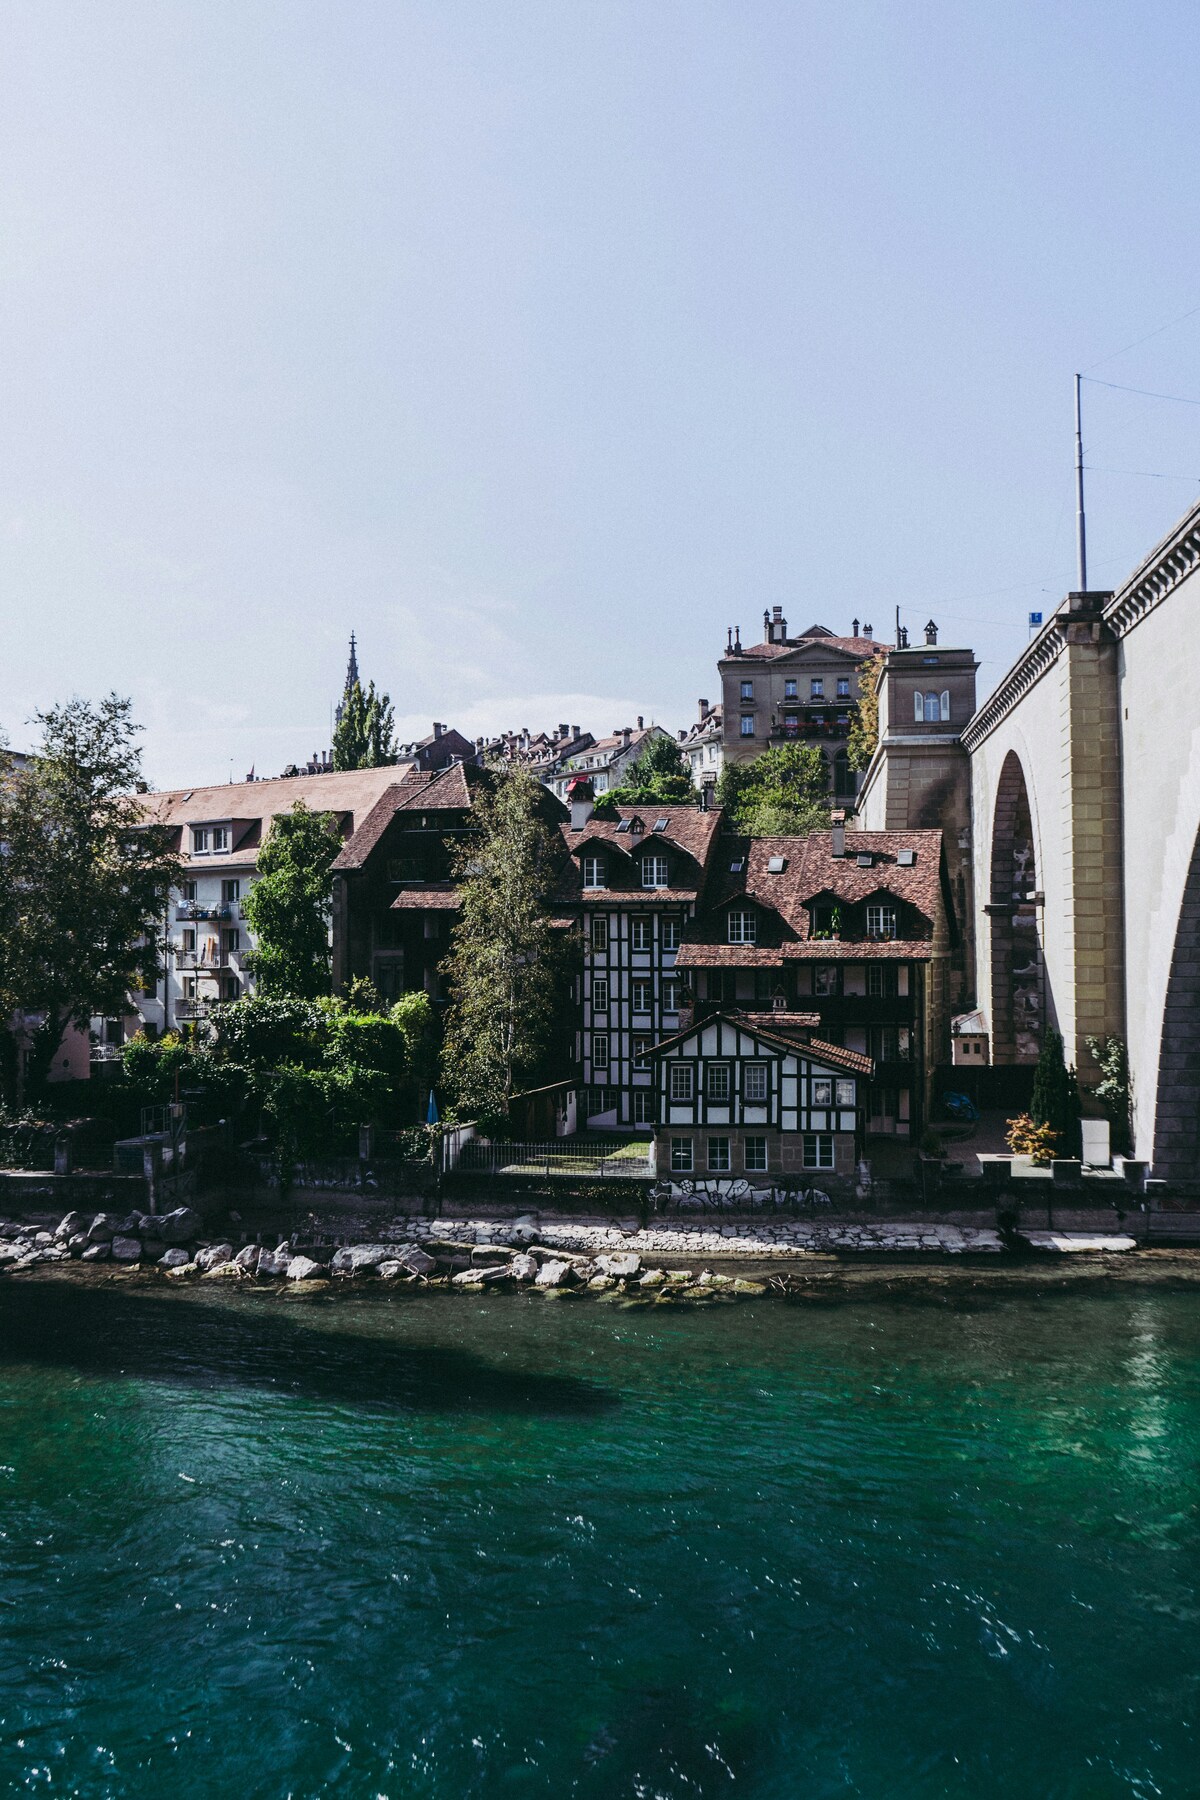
646 1007 873 1077
553 805 723 904
139 765 408 858
724 633 886 665
691 830 942 934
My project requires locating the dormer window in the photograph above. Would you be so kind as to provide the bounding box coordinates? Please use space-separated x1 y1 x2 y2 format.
727 908 757 944
866 903 898 940
641 855 669 889
582 855 607 889
192 829 210 854
212 827 230 852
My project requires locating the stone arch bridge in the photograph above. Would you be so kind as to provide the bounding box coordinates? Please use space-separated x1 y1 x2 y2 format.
963 498 1200 1181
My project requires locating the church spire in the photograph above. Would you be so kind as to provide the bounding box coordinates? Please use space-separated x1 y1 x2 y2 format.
335 632 360 727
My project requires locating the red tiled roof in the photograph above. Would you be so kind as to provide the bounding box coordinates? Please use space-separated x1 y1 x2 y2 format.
725 634 887 663
681 829 942 955
553 805 724 905
331 773 435 870
389 887 461 910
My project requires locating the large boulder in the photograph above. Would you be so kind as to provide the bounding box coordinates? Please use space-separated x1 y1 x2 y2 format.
534 1258 576 1289
508 1218 540 1247
286 1255 324 1282
81 1242 110 1262
110 1237 142 1263
194 1242 235 1273
596 1252 641 1280
157 1207 203 1246
233 1244 261 1275
509 1253 539 1282
85 1212 126 1244
201 1262 243 1281
391 1244 437 1278
56 1210 87 1241
471 1243 514 1265
159 1248 191 1270
330 1244 393 1277
256 1245 292 1278
454 1265 505 1286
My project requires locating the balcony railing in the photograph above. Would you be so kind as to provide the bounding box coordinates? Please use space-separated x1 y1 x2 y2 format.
176 903 233 923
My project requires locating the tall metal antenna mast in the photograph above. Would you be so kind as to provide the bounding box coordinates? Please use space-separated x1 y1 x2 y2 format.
1074 373 1088 589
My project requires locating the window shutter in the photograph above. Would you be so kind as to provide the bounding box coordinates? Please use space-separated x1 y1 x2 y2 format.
913 690 923 722
941 690 950 721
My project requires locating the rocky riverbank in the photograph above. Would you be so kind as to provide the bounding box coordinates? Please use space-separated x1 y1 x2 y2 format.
0 1205 1188 1308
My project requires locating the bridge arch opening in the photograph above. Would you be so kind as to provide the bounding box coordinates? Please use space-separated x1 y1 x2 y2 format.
1153 821 1200 1181
989 751 1044 1064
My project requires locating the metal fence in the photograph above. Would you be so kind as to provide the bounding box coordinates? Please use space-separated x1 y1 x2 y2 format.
456 1138 654 1181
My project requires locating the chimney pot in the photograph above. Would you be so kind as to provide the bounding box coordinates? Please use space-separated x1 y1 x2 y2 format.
852 617 860 637
924 619 938 645
433 722 444 738
863 624 873 640
636 715 644 730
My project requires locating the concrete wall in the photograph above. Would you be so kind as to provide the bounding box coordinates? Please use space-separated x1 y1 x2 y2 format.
1109 540 1200 1172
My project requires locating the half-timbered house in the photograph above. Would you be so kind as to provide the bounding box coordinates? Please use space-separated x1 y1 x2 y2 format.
647 1008 872 1180
552 784 724 1128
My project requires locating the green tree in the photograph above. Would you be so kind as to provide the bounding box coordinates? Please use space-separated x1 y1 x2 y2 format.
1085 1034 1132 1153
0 696 180 1097
241 802 341 998
600 733 694 808
847 658 880 771
715 744 831 836
440 770 573 1127
122 994 410 1164
1030 1027 1081 1158
332 678 396 770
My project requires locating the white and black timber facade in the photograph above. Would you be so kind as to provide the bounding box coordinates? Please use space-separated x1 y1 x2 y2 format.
553 788 723 1129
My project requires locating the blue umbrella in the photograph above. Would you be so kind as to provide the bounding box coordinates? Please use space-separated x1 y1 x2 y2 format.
426 1089 440 1126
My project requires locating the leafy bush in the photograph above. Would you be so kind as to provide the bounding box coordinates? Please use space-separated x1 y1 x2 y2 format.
1005 1113 1059 1164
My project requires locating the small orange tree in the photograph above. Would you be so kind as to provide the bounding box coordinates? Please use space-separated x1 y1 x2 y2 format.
1005 1113 1058 1165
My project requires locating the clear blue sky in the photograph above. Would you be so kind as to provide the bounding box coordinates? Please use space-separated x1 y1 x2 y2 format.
2 1 1200 787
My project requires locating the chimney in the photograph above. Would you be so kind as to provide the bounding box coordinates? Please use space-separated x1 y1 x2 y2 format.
568 776 595 831
433 722 445 739
852 617 860 637
698 698 709 722
862 624 873 640
572 724 580 738
770 604 787 644
831 811 846 858
734 627 742 652
558 723 568 739
637 715 644 730
763 608 770 637
622 727 633 747
925 619 938 645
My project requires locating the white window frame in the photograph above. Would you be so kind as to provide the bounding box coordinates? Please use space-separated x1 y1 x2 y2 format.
582 856 606 889
211 827 230 853
867 904 897 940
671 1137 694 1173
641 856 669 890
744 1135 768 1172
835 1079 856 1107
631 917 652 950
812 1077 833 1107
740 716 755 738
836 677 851 697
591 915 609 952
802 1134 835 1170
740 680 754 701
810 678 823 698
661 978 680 1013
591 976 609 1012
707 1136 731 1172
192 828 210 854
632 978 652 1013
743 1062 769 1103
706 1063 731 1102
592 1033 610 1070
727 909 757 945
784 678 797 698
632 1034 652 1069
669 1063 694 1102
633 1090 655 1125
661 917 681 951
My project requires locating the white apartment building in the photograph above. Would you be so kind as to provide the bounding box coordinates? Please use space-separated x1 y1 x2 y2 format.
678 700 723 791
548 722 672 801
113 767 404 1046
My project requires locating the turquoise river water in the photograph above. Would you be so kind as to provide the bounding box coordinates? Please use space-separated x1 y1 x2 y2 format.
0 1278 1198 1798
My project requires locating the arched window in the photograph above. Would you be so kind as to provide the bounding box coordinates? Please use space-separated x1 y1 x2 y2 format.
913 690 951 723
